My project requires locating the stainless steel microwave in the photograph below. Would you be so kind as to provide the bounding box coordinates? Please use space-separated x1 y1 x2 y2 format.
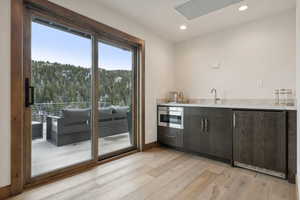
158 106 184 129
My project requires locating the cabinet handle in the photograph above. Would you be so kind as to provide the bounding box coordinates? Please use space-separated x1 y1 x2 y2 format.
204 118 208 132
165 135 176 138
201 118 204 132
233 112 236 129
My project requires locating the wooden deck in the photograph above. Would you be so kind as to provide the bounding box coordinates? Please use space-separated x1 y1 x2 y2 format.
10 147 296 200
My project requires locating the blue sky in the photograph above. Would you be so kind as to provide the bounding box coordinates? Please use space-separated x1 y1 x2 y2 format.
32 22 132 70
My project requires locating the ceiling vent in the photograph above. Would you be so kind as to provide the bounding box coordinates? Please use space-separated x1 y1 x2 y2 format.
175 0 243 20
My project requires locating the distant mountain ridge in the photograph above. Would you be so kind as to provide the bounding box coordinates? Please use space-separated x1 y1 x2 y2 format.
32 60 132 106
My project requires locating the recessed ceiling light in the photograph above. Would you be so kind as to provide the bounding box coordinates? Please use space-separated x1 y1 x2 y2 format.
239 5 248 11
180 25 187 30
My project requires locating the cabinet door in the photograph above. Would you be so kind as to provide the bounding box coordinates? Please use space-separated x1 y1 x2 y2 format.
233 111 286 173
208 109 232 160
262 111 286 172
184 107 210 154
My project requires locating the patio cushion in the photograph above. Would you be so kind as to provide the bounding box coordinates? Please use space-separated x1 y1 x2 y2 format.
111 106 129 119
62 108 91 125
99 107 114 121
112 106 129 114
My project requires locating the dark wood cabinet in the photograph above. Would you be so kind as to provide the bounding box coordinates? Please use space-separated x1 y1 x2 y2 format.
233 110 286 174
184 107 232 160
184 108 210 154
208 109 233 160
158 126 183 148
157 105 296 183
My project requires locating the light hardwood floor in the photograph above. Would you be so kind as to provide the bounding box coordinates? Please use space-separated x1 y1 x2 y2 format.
9 147 296 200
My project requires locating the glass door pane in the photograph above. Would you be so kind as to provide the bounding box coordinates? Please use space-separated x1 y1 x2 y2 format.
98 41 135 156
31 19 93 177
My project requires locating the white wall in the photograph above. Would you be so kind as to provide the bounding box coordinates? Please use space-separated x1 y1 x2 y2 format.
0 0 11 188
175 10 296 100
0 0 175 187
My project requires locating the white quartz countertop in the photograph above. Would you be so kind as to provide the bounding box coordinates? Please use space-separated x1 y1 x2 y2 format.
158 99 297 111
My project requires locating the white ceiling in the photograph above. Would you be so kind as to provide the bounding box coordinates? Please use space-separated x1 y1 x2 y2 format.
95 0 296 43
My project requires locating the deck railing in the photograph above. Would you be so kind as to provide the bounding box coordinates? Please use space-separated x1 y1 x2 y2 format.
31 101 111 122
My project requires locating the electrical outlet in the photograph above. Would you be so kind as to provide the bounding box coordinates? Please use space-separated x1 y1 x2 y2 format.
211 62 221 69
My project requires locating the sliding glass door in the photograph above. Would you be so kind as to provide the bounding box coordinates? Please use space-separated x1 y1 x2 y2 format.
29 19 94 177
98 41 136 157
25 13 138 181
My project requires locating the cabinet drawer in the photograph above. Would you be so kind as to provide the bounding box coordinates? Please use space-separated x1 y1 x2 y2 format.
158 127 183 148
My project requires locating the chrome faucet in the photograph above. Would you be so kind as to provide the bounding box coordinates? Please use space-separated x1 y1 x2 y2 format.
210 88 221 102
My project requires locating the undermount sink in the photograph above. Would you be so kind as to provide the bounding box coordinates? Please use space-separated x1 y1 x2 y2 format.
192 99 224 105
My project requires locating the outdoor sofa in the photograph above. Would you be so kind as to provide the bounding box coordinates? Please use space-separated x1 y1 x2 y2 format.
46 106 131 146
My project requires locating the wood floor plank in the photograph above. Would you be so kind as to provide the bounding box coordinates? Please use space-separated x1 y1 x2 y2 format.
41 161 155 200
145 161 210 200
93 174 153 200
289 184 297 200
146 149 184 169
121 155 204 200
193 168 236 200
213 173 253 200
147 153 190 177
240 177 269 200
268 178 292 200
173 170 218 200
71 165 154 200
